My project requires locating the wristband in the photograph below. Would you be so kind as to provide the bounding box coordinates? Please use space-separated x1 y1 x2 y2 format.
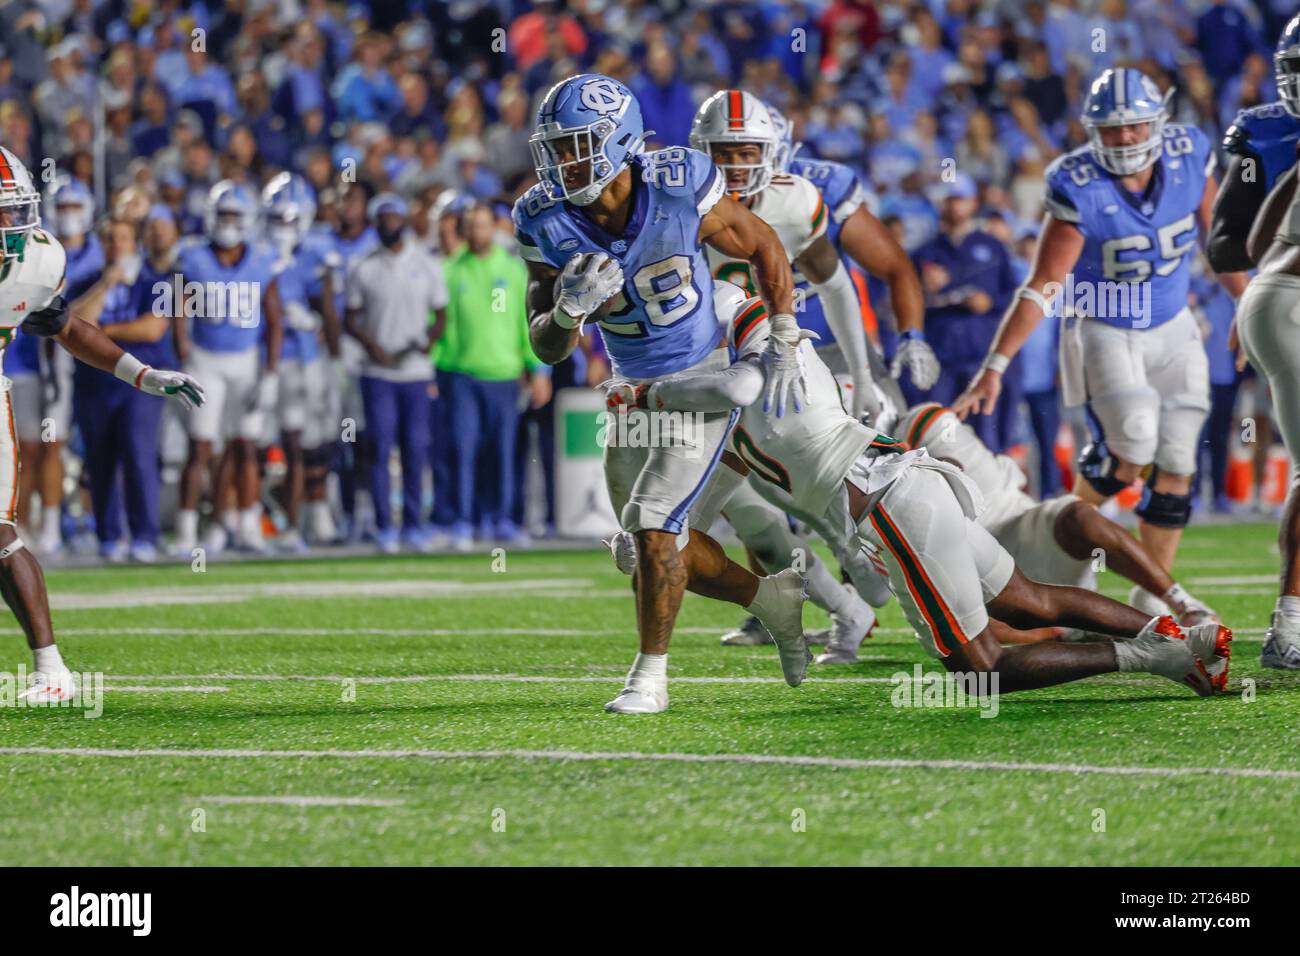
982 352 1010 375
900 328 925 342
552 305 584 330
1015 286 1051 313
113 353 149 389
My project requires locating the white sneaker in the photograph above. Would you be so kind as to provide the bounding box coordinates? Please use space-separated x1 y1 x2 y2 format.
720 615 773 646
754 568 810 687
129 541 158 563
276 529 308 554
604 677 667 714
18 669 77 704
1181 621 1233 692
38 528 63 557
1126 615 1215 696
1128 585 1169 618
815 599 877 665
1261 614 1300 670
203 523 229 556
170 536 198 559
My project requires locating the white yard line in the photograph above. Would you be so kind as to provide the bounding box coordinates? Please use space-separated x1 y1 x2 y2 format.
104 685 229 693
1 745 1296 781
193 795 404 807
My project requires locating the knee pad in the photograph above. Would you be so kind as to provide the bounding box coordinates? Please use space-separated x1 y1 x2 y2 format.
0 537 26 561
1135 478 1192 529
1077 441 1130 498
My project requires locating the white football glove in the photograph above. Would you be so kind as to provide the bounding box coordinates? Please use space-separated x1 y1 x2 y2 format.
137 368 206 409
254 371 279 413
762 328 819 417
890 333 940 390
554 252 624 328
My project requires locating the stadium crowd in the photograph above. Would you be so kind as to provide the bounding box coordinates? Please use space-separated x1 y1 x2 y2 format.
0 0 1288 559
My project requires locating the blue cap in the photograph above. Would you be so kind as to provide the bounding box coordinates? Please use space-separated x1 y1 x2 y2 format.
939 172 978 200
147 203 175 224
367 193 409 220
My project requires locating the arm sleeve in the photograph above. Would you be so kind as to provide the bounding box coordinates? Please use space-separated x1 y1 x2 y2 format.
811 260 868 384
1207 151 1269 273
647 356 765 413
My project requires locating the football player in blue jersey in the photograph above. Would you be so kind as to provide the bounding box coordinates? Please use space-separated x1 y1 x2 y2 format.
262 173 331 552
172 180 284 556
955 68 1247 616
514 74 809 713
768 104 936 399
1208 12 1300 273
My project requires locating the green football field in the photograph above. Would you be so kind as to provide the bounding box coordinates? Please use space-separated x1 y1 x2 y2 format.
0 521 1295 866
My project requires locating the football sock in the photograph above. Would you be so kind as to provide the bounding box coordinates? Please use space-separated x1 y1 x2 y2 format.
42 506 60 538
627 652 666 681
176 509 199 543
1276 595 1300 619
240 507 263 542
34 644 65 674
1161 583 1191 612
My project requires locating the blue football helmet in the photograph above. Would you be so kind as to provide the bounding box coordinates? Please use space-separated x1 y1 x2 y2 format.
529 74 648 206
1081 68 1168 176
1276 13 1300 118
46 175 95 239
261 172 316 254
766 102 798 174
204 180 257 249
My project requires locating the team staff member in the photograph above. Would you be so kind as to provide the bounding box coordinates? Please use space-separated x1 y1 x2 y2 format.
344 192 448 553
70 217 173 562
438 202 549 548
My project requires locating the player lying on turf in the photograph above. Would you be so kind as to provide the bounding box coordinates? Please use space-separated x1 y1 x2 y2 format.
891 402 1219 644
0 145 205 702
512 75 812 713
608 296 1232 702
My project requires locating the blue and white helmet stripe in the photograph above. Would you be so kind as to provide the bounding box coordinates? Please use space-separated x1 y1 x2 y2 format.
204 179 258 248
46 174 95 238
261 172 316 252
1276 13 1300 119
529 74 648 206
1081 68 1168 176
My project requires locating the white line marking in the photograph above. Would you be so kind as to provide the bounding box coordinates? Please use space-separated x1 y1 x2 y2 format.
194 795 404 807
1188 575 1282 586
1 746 1296 781
105 685 229 693
0 625 922 640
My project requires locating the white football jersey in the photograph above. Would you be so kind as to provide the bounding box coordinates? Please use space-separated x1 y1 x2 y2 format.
894 403 1031 528
707 172 828 294
0 229 67 348
727 308 872 516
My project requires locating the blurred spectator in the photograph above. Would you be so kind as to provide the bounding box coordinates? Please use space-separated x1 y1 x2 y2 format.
70 218 171 562
436 204 546 549
633 44 695 151
1197 0 1266 90
330 32 401 126
1192 270 1242 514
508 1 588 73
344 194 447 553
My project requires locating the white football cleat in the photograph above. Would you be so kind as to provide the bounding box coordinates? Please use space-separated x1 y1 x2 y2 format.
1182 621 1233 693
754 568 810 687
1261 613 1300 670
604 677 667 714
606 531 636 576
720 615 773 646
815 599 877 665
18 670 77 704
1128 585 1169 618
1127 615 1215 697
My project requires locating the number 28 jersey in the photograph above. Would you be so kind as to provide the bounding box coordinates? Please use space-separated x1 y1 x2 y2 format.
1044 124 1213 331
512 147 726 381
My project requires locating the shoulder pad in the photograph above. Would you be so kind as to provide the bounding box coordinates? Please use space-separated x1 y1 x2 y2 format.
20 231 68 304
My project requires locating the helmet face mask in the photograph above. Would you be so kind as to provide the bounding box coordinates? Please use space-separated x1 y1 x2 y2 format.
690 90 780 199
1081 68 1167 177
1277 50 1300 118
530 75 646 207
702 140 775 197
205 180 256 250
0 147 41 264
261 172 316 255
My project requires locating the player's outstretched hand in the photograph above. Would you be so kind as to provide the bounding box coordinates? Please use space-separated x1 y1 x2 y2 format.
952 367 1000 421
555 252 624 328
762 330 818 417
139 368 206 409
890 335 940 390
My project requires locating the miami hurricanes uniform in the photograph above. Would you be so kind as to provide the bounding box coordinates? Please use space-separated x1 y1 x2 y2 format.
654 306 1016 660
513 146 742 537
1045 123 1213 476
0 228 65 524
897 402 1094 590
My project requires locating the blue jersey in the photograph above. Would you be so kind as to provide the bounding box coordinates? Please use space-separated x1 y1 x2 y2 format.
1044 124 1212 331
178 238 278 353
9 235 104 375
273 243 323 362
319 225 378 319
1223 101 1300 192
512 147 726 380
788 156 869 344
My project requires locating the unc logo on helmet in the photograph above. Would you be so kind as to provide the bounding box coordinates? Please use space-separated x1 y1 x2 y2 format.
529 73 649 207
1081 68 1169 176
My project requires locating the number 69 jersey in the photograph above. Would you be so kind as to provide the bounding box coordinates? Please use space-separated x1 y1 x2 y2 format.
1044 123 1214 331
513 146 726 381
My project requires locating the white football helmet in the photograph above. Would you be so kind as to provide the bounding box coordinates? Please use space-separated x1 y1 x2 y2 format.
690 89 780 198
0 146 41 264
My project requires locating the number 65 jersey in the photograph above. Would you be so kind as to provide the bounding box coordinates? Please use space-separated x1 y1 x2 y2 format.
1044 123 1214 331
513 146 726 381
